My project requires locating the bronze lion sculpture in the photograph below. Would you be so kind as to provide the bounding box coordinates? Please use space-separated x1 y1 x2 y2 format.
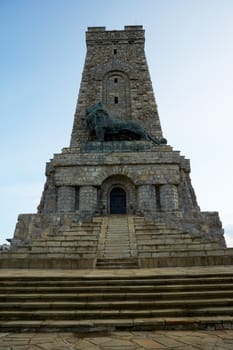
85 102 167 145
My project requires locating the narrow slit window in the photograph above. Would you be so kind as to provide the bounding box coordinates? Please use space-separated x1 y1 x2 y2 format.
113 48 117 55
114 96 119 104
114 77 118 83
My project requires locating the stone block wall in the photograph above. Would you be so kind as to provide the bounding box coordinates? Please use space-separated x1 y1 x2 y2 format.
37 141 200 218
70 26 163 146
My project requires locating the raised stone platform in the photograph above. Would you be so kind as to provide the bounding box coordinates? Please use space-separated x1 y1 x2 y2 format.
1 215 233 269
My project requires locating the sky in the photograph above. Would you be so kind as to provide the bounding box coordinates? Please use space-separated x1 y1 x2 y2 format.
0 0 233 246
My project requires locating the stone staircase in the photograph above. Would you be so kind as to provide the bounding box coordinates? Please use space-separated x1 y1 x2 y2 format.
0 218 102 269
0 270 233 331
134 217 233 267
1 215 233 269
96 215 138 269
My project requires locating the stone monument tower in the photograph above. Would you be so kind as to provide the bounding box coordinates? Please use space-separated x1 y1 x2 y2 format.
2 25 231 269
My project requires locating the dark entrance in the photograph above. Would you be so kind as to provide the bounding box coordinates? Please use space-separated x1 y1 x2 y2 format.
110 187 127 214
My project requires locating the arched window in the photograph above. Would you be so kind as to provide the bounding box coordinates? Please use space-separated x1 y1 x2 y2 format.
102 70 131 119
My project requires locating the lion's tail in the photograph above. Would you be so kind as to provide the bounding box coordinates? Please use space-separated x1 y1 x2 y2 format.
147 134 167 145
147 134 161 145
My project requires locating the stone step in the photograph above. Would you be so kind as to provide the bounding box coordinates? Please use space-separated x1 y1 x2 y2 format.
105 235 129 243
137 237 194 242
136 237 200 244
137 243 221 250
1 299 233 312
0 274 233 287
0 252 97 259
104 249 130 253
105 242 129 245
103 250 134 254
108 226 128 229
103 247 130 251
135 225 182 231
1 276 233 286
0 270 232 330
40 232 99 238
103 255 131 258
136 236 198 243
54 233 99 238
1 252 233 268
96 258 138 269
104 246 130 250
135 229 193 236
103 255 131 259
137 249 229 257
108 224 128 227
57 230 99 235
136 230 185 235
107 232 128 235
105 241 130 244
96 266 138 270
1 283 233 293
15 243 98 251
0 316 232 332
105 238 129 241
1 306 233 321
13 249 97 255
107 233 129 237
104 253 131 257
11 243 98 250
2 289 233 302
106 239 129 242
30 238 99 244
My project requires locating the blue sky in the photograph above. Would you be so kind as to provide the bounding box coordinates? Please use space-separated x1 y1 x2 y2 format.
0 0 233 246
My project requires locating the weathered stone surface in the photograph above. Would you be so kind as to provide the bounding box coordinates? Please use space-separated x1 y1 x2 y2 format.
1 329 233 349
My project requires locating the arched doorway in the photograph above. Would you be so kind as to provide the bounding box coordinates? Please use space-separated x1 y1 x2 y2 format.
110 187 127 214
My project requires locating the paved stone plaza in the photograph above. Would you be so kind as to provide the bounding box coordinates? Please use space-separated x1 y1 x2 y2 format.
0 330 233 349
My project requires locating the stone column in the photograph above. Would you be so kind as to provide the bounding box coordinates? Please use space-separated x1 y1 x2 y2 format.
137 185 156 215
79 186 98 215
160 184 179 211
57 186 76 213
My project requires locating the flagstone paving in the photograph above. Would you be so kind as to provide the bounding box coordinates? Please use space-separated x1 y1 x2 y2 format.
0 330 233 349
